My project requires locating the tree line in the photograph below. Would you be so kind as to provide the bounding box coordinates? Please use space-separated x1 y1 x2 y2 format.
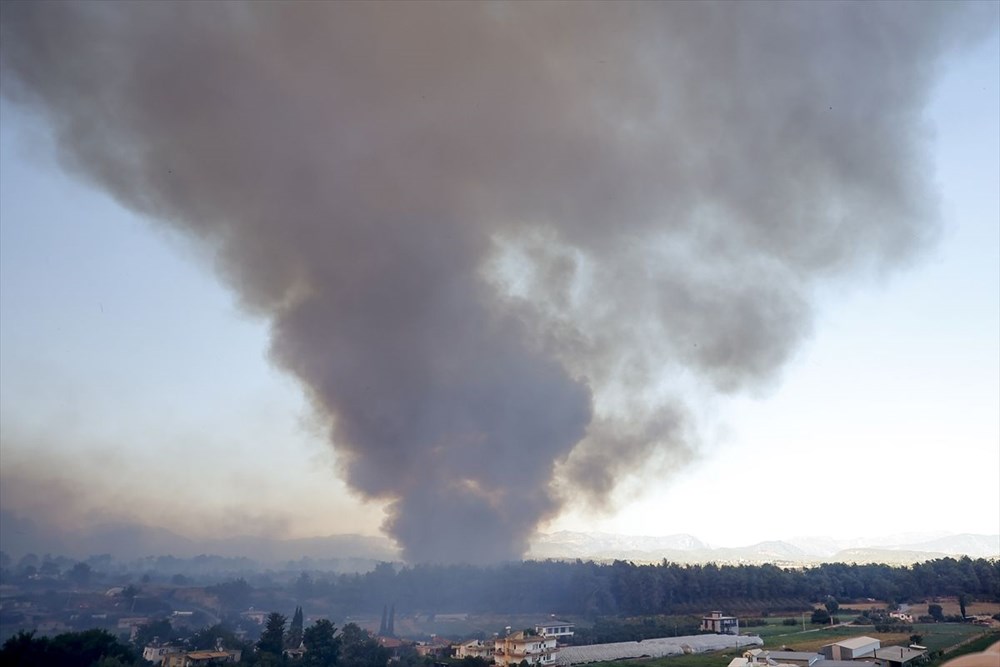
287 557 998 617
0 616 383 667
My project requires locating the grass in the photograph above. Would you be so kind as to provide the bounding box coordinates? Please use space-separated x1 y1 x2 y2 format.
770 623 989 653
926 631 1000 667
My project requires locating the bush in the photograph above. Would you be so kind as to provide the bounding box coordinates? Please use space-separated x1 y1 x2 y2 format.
811 609 831 625
782 618 798 627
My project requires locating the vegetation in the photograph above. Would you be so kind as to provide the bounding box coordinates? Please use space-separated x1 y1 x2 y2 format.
0 629 142 667
925 631 1000 667
275 557 999 618
566 616 701 645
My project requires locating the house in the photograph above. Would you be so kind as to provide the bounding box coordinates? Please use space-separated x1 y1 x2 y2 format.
415 636 454 658
535 621 575 640
142 642 183 663
494 631 558 667
821 637 881 661
162 649 242 666
701 611 739 635
454 639 495 660
240 609 269 625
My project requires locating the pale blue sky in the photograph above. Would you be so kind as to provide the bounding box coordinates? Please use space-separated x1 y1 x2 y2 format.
0 30 997 549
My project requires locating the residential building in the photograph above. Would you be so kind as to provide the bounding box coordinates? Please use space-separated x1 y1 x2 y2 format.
454 639 495 660
142 642 183 663
535 621 575 640
494 631 558 667
415 636 454 658
162 649 242 666
701 611 739 635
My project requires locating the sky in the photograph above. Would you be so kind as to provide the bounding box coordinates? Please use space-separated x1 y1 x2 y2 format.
0 3 997 560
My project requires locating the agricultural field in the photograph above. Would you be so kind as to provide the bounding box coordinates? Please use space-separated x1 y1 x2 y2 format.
774 624 991 653
580 624 995 667
913 600 1000 619
926 631 1000 667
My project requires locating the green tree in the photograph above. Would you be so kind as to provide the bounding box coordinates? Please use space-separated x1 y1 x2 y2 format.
928 604 944 622
133 619 175 648
68 562 92 587
121 584 140 606
190 623 242 651
339 622 388 667
258 612 288 658
287 606 304 649
207 578 253 612
1 629 142 667
958 594 968 618
811 608 831 625
825 597 839 615
303 619 340 667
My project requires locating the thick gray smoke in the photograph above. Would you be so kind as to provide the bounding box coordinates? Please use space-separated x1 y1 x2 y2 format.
1 2 992 563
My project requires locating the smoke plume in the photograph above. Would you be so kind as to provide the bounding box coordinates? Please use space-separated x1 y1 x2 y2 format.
1 2 992 563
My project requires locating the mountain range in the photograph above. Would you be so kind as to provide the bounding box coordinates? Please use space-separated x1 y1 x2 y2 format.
526 530 1000 564
1 511 996 567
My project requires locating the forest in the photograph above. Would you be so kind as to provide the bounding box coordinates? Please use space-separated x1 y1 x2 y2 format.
284 557 999 617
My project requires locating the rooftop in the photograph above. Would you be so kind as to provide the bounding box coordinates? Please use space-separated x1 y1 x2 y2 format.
874 647 926 663
826 637 879 650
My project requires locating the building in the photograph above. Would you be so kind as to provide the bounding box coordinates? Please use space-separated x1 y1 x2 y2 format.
163 649 242 666
755 651 824 666
142 642 183 663
415 636 454 658
454 639 495 660
240 609 269 625
874 646 926 667
494 631 558 667
821 637 881 661
701 611 739 635
535 621 575 640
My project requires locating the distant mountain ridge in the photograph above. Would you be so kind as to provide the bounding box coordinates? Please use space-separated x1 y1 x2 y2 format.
1 510 995 565
527 530 1000 564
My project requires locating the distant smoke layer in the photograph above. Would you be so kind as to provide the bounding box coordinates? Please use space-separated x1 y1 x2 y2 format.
0 2 990 563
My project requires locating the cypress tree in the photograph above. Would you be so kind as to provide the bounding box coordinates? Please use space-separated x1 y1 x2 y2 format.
287 606 304 648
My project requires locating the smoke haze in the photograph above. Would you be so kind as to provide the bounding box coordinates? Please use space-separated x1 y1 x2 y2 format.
1 2 992 563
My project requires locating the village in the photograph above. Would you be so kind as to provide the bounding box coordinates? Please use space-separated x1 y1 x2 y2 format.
129 607 1000 667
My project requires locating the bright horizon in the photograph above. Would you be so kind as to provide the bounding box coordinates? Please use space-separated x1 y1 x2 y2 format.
0 5 997 559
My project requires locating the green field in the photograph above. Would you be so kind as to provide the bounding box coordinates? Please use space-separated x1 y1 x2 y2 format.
926 631 1000 667
766 623 989 653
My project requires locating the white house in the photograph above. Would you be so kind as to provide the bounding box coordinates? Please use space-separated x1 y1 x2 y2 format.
454 639 495 660
535 621 575 640
701 611 739 635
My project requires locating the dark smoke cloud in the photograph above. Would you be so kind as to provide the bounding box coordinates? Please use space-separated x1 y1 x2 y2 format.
1 2 993 563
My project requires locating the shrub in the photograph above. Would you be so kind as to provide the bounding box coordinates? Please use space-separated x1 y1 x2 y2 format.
811 609 831 625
